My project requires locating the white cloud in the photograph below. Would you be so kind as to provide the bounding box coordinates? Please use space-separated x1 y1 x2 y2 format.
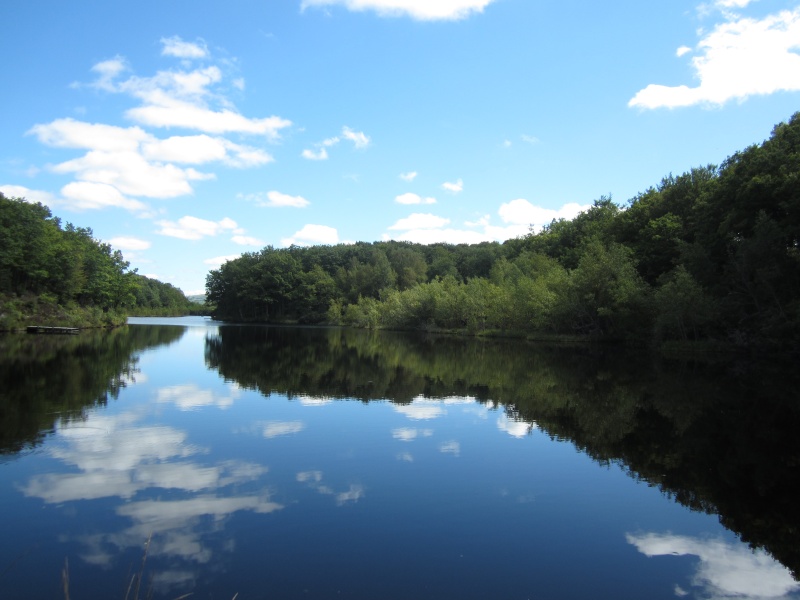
676 45 692 57
302 135 341 160
383 200 589 245
395 192 437 205
627 532 799 599
144 135 273 168
204 254 241 267
389 213 450 230
441 178 463 193
264 191 311 208
156 215 238 240
341 126 370 148
52 150 213 199
301 0 497 21
281 224 339 246
521 134 540 145
0 184 58 207
29 118 148 152
302 147 329 160
60 181 150 212
27 120 270 207
90 57 128 91
83 50 291 138
128 101 292 137
108 236 151 251
231 235 263 246
399 171 418 181
630 7 800 108
498 199 589 232
161 36 208 59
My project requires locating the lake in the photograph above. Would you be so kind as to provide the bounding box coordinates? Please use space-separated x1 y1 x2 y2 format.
1 316 799 599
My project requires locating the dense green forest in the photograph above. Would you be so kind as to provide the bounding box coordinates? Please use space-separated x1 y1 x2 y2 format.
0 193 202 329
207 113 800 351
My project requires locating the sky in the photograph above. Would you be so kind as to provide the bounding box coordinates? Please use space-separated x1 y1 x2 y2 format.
2 0 800 295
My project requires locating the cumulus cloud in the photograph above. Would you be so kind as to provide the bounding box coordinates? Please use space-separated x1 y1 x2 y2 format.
281 224 339 246
399 171 418 181
160 36 209 59
302 147 329 160
341 126 370 148
629 7 800 108
13 43 291 216
60 181 151 212
27 117 276 211
388 213 450 230
498 199 589 233
231 235 263 246
384 199 590 245
264 191 311 208
156 215 239 240
395 192 436 205
0 184 58 207
300 0 497 21
108 236 151 251
441 178 463 193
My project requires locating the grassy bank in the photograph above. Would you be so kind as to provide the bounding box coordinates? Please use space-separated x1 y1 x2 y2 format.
0 294 127 332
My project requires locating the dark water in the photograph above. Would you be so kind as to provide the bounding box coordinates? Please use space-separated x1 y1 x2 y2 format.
1 317 799 599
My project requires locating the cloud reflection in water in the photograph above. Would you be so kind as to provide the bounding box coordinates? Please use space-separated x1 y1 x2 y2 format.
627 532 800 599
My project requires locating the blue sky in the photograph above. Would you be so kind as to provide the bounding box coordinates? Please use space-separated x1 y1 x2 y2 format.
2 0 800 295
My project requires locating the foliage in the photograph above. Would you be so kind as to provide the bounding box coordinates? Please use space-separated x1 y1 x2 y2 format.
0 193 201 327
202 113 800 350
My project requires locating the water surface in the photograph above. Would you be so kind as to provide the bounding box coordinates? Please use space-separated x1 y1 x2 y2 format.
1 317 798 599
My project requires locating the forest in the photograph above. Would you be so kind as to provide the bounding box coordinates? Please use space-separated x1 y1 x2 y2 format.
207 113 800 351
0 193 201 330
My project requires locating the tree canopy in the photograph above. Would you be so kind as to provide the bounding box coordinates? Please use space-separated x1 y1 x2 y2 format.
205 113 800 351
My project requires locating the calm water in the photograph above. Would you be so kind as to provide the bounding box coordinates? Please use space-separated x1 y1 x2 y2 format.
1 317 799 599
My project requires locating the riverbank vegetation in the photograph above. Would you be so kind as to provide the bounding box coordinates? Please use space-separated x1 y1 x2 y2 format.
207 113 800 352
0 193 205 330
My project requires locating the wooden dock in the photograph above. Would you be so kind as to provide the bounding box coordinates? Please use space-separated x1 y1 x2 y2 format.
26 326 79 335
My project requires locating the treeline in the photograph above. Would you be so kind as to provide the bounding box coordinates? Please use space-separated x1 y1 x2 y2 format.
207 113 800 350
128 274 205 316
0 193 201 329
